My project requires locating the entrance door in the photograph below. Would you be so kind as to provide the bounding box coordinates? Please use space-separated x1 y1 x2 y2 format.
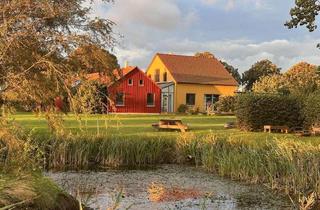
204 94 220 111
161 93 173 113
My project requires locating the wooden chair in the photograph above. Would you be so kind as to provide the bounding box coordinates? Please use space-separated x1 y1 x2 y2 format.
311 124 320 136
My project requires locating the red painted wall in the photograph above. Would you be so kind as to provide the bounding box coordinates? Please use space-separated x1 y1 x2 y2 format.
108 67 161 113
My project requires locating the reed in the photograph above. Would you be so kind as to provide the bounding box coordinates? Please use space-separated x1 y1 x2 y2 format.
42 134 177 169
2 126 320 206
30 131 320 200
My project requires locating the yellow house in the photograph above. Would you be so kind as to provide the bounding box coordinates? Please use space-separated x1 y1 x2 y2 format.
146 53 238 112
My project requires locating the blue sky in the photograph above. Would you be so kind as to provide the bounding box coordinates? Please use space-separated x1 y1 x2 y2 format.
93 0 320 73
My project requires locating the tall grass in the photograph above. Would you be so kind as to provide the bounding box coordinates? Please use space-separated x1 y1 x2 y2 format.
35 134 177 169
2 125 320 206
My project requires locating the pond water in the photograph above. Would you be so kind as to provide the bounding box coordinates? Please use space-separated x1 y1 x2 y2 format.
47 165 293 210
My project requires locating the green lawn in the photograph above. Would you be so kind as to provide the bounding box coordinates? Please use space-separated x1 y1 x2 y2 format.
10 112 320 143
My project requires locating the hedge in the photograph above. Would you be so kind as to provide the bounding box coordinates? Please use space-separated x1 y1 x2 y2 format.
215 96 236 113
303 91 320 128
235 93 303 131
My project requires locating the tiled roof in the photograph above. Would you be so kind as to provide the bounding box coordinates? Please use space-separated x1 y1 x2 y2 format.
157 53 238 86
86 66 136 85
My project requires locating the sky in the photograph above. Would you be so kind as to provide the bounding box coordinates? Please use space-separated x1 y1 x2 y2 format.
92 0 320 73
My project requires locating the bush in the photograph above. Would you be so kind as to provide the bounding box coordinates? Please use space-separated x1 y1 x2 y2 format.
235 93 303 131
177 104 188 113
303 90 320 128
215 96 236 113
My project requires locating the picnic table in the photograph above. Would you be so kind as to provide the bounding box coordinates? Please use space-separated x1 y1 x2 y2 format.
264 125 289 134
152 119 189 132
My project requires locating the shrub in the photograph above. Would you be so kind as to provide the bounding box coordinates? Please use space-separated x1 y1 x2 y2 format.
303 90 320 128
177 104 188 113
215 96 236 113
235 93 303 131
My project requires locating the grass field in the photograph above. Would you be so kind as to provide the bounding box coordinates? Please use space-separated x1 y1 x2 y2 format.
11 112 320 143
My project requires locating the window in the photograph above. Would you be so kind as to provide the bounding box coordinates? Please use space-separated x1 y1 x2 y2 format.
154 69 160 82
116 93 124 106
186 93 196 106
139 79 144 86
147 93 155 107
128 79 133 86
163 72 167 82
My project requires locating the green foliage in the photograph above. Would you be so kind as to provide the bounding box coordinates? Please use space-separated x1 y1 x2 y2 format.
303 90 320 127
71 80 109 114
253 62 320 97
220 61 241 84
177 104 188 113
0 0 116 112
242 60 280 91
0 118 45 173
286 0 319 48
252 74 289 95
69 44 120 74
285 0 319 32
235 93 303 131
215 96 236 113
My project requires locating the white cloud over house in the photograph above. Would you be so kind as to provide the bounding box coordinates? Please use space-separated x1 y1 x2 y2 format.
90 0 320 73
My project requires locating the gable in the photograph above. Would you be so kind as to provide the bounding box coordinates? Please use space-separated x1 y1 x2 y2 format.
113 66 161 91
146 55 176 83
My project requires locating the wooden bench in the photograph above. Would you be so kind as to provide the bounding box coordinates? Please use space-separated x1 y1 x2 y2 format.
311 125 320 136
264 125 289 134
152 119 189 132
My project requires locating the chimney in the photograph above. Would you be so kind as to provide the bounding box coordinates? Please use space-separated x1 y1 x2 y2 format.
124 61 129 68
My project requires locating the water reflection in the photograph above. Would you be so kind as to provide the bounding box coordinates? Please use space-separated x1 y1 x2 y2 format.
47 165 292 210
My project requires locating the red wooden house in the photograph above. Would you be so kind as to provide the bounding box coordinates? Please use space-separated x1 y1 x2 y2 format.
87 66 161 113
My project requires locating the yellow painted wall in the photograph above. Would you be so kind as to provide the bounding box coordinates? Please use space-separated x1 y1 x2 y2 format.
176 84 238 112
146 55 175 83
146 54 238 112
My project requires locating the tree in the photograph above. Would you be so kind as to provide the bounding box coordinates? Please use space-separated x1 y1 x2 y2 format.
195 52 215 59
242 60 280 91
286 0 320 48
69 44 120 74
220 61 242 84
285 62 319 96
253 62 320 96
0 0 116 111
252 74 289 95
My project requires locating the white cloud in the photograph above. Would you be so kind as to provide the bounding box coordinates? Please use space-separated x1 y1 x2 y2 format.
201 0 267 10
92 0 186 31
114 37 320 73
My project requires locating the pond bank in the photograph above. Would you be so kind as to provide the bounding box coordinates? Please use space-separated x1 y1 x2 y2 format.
47 165 293 210
0 173 80 210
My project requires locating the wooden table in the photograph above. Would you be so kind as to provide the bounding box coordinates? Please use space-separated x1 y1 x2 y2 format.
264 125 289 134
152 119 189 132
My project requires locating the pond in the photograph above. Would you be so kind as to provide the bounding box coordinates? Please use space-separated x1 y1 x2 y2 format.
47 165 293 210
